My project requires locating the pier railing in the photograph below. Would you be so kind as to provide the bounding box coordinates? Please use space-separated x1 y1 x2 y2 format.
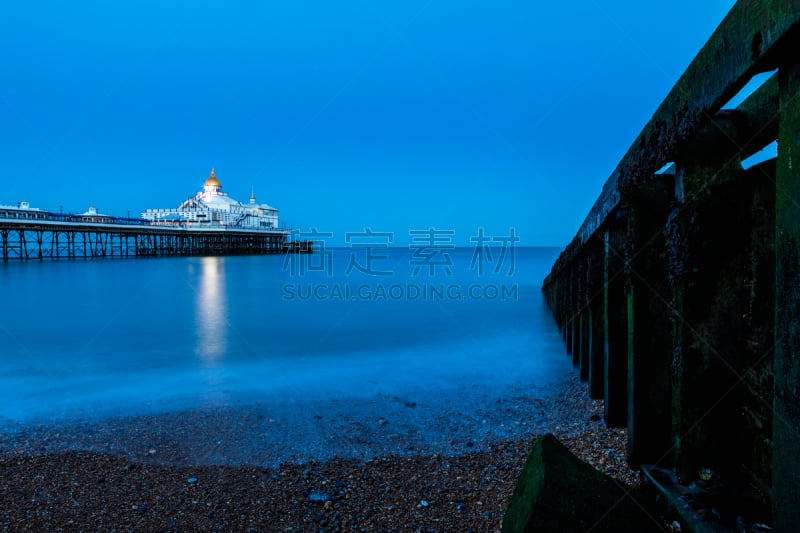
541 1 800 528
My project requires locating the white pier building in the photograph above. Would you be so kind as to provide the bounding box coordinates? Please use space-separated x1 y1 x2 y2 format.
141 169 279 229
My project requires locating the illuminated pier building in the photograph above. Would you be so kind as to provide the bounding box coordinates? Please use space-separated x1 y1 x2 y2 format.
141 169 279 229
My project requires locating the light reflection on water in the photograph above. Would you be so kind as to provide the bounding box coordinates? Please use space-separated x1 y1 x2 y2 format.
196 256 227 367
0 247 570 430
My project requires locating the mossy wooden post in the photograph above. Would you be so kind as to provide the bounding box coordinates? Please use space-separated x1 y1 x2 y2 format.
566 266 575 357
542 276 564 338
588 237 605 399
558 275 567 342
571 264 581 366
624 176 673 467
669 157 744 481
574 262 580 366
562 272 571 351
502 434 656 532
738 160 776 508
774 61 800 532
548 275 558 315
579 254 590 381
555 273 569 349
556 275 567 336
554 274 567 346
722 81 778 505
604 219 628 427
578 315 585 370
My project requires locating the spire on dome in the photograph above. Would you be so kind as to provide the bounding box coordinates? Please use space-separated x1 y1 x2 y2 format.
250 185 256 205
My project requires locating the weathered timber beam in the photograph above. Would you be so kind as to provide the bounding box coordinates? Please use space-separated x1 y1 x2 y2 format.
544 1 800 283
677 73 778 166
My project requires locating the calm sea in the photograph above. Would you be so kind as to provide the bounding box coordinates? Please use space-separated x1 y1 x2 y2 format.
0 246 571 463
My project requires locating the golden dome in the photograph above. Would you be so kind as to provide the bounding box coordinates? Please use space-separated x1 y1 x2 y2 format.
204 168 221 188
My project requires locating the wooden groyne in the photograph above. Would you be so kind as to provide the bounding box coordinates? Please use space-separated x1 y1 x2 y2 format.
541 1 800 528
0 218 311 261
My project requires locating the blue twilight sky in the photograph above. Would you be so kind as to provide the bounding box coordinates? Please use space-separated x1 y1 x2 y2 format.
0 1 738 245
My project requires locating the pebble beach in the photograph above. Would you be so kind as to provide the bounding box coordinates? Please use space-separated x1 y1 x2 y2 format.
0 372 634 532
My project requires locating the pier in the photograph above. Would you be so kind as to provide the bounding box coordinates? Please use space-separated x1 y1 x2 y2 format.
0 217 310 261
0 169 312 261
542 0 800 529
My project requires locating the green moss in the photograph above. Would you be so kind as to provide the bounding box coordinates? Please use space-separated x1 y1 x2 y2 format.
503 435 654 533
